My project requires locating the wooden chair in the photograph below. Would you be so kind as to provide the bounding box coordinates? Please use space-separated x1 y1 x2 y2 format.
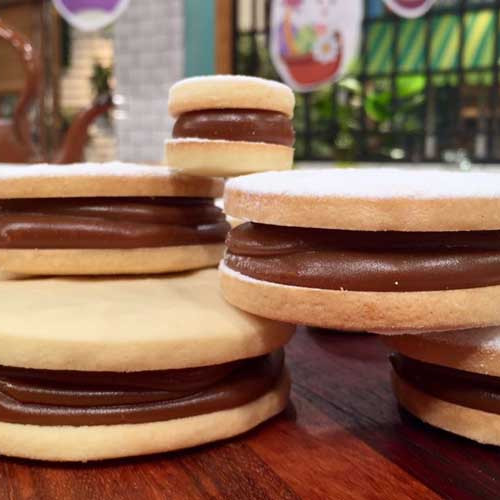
0 18 38 162
0 18 112 164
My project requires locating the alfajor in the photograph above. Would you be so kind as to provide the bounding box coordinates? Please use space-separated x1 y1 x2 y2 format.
385 327 500 445
165 75 295 176
0 268 293 461
220 168 500 333
0 162 229 275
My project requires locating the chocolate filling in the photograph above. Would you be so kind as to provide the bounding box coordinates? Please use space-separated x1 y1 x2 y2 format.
0 350 284 426
172 109 295 147
224 222 500 292
0 197 230 249
391 353 500 415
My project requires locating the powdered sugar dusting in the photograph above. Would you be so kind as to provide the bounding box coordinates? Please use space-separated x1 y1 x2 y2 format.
166 138 235 144
165 138 272 147
226 167 500 199
170 75 293 95
420 327 500 350
0 162 182 179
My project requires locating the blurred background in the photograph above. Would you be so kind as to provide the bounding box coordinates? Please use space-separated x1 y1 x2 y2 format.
0 0 498 167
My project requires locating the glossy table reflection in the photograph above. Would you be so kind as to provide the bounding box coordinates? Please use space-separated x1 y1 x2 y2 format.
0 327 498 499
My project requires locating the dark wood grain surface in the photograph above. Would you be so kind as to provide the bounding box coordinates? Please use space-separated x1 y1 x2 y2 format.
1 327 498 500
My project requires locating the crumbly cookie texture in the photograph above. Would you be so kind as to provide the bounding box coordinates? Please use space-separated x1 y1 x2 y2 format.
168 75 295 117
393 372 500 445
0 245 225 277
0 268 294 371
384 327 500 376
224 167 500 231
0 162 224 198
165 139 293 177
220 262 500 334
0 373 289 462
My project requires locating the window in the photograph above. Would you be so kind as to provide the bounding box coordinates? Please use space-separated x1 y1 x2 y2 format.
233 0 500 163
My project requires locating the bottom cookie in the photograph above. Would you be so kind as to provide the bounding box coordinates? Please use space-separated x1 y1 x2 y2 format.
392 372 500 445
0 371 290 462
219 262 500 333
0 244 224 276
165 139 293 176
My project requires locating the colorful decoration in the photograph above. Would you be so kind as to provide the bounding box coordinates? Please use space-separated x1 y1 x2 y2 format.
270 0 363 92
52 0 130 31
382 0 436 19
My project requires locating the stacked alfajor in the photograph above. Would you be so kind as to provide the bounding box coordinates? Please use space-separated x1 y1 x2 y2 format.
165 75 295 177
0 162 293 461
220 166 500 444
0 162 228 276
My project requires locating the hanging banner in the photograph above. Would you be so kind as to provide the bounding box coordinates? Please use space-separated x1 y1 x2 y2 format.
270 0 363 92
52 0 130 31
382 0 436 19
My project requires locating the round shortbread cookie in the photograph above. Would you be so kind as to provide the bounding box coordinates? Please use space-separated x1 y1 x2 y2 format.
165 139 293 177
220 262 500 334
393 372 500 446
224 167 500 231
168 75 295 118
384 327 500 376
0 268 294 371
0 162 224 199
0 244 224 276
0 371 289 462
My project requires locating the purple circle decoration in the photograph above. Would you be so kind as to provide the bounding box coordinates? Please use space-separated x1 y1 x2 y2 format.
61 0 121 14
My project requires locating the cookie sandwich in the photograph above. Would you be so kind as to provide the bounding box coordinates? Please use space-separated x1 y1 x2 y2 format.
220 168 500 333
385 327 500 445
165 75 295 176
0 269 293 461
0 162 229 275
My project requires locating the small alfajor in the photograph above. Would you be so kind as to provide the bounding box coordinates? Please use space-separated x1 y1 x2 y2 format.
0 269 293 461
385 327 500 445
0 162 229 275
220 167 500 333
165 75 295 176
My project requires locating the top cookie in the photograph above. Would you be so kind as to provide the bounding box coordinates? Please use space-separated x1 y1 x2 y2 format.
225 167 500 231
0 162 224 199
0 268 293 371
168 75 295 118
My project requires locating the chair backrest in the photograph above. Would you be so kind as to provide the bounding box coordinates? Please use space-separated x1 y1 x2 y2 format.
0 18 39 161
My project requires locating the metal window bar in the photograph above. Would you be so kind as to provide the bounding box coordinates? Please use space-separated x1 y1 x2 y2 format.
232 0 500 163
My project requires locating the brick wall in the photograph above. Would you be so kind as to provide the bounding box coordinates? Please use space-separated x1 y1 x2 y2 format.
113 0 184 163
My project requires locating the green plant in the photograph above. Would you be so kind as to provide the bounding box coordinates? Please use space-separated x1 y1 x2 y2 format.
90 62 113 99
327 74 426 162
364 75 426 132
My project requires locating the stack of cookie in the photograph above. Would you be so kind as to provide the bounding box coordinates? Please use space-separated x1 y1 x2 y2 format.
165 75 295 177
219 167 500 445
0 162 293 461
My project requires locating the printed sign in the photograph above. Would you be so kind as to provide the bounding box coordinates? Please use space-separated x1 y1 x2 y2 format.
383 0 436 18
270 0 363 92
52 0 130 31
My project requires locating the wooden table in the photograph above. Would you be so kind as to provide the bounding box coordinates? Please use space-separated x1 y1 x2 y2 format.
1 328 498 499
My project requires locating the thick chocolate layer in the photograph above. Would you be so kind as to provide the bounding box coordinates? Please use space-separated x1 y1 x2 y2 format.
173 109 295 146
391 353 500 415
224 223 500 292
0 350 284 426
0 197 230 249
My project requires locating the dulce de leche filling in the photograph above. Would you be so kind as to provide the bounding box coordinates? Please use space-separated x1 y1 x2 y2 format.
391 353 500 415
172 109 295 146
0 197 230 249
224 222 500 292
0 350 284 426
